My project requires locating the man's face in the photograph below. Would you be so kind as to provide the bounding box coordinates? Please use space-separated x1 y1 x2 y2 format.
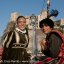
41 24 52 34
17 18 26 30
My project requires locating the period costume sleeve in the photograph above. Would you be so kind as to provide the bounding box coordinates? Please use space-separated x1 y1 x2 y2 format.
42 33 62 58
2 31 13 48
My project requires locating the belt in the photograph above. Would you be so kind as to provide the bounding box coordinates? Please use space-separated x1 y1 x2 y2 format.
12 47 26 49
12 43 26 49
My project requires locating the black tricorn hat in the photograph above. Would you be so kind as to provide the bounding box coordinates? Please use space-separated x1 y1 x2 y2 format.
39 18 54 28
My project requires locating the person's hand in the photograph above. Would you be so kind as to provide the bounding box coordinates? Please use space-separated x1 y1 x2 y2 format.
40 39 46 50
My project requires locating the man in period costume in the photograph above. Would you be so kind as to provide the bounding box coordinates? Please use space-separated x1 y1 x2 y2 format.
38 18 64 64
1 16 30 64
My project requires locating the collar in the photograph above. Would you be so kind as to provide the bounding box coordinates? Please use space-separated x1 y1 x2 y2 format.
15 27 26 34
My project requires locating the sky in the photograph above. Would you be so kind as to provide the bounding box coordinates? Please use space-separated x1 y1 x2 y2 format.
0 0 64 36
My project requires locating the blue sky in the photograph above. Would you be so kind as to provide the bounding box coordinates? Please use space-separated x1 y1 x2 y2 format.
0 0 64 36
